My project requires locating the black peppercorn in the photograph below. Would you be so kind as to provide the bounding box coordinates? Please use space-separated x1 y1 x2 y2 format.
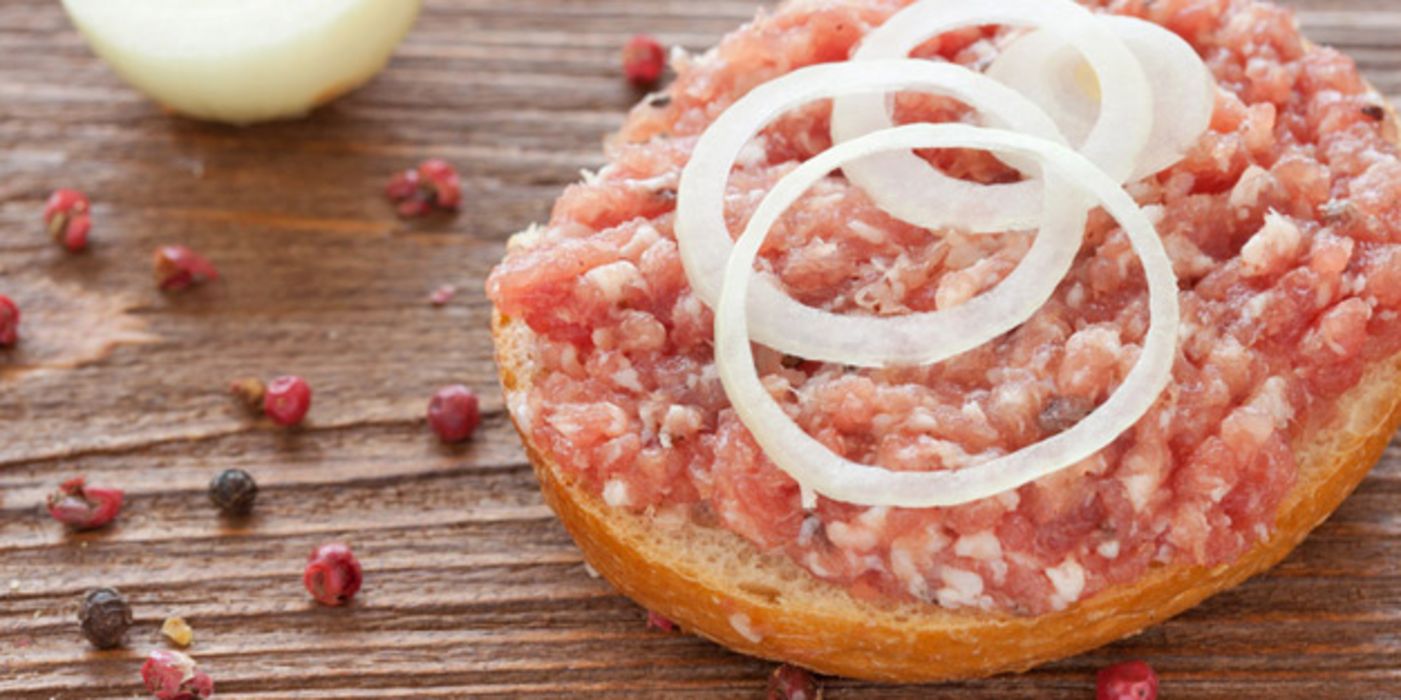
79 587 132 649
209 468 258 515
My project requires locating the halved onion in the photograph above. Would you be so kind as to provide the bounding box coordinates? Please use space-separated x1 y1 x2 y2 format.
713 123 1179 508
62 0 420 125
676 59 1082 367
830 0 1152 233
987 16 1215 179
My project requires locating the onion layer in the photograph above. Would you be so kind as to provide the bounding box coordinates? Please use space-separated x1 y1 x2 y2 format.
676 59 1081 367
714 124 1179 509
830 0 1152 233
987 16 1215 179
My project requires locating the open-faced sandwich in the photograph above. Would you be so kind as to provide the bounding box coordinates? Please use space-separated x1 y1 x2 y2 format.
487 0 1401 681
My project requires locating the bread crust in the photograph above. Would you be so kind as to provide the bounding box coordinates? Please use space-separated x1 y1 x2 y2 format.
490 71 1401 683
495 306 1401 681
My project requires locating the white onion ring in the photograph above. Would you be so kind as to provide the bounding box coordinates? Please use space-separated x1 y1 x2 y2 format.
676 59 1084 367
987 16 1215 179
830 0 1152 233
714 123 1179 508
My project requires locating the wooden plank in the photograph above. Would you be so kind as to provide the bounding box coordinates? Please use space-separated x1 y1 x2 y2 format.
1 0 1399 696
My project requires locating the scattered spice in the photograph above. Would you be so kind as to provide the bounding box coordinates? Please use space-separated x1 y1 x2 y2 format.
154 245 219 291
0 294 19 347
44 188 92 253
227 377 267 414
767 664 820 700
304 542 362 607
645 610 676 632
78 588 132 649
263 375 311 427
1362 104 1387 121
161 616 194 648
385 158 462 218
429 284 457 306
141 650 214 700
46 476 124 530
1097 660 1159 700
622 34 666 87
427 384 481 443
208 469 258 515
1038 396 1094 436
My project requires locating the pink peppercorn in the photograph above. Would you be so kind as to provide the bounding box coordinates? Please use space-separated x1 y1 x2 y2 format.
645 610 676 632
263 375 312 427
1097 660 1159 700
44 189 92 253
766 664 819 700
304 542 362 607
386 159 461 218
46 476 124 530
622 34 666 87
154 245 219 291
428 284 457 306
427 384 481 443
141 650 214 700
0 294 19 347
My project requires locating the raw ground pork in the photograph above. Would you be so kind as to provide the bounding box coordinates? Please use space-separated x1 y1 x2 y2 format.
488 0 1401 615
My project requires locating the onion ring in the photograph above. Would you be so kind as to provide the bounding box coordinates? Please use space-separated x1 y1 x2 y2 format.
714 123 1179 508
987 15 1215 179
676 59 1081 367
830 0 1152 233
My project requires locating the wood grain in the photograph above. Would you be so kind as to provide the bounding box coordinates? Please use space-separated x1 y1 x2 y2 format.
1 0 1399 697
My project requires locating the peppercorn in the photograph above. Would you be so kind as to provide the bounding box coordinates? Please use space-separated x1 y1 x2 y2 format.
78 587 132 649
228 377 266 414
209 469 258 515
622 34 666 88
46 476 124 530
0 294 19 347
141 650 214 700
385 159 462 218
645 610 676 632
1097 660 1159 700
304 542 362 607
767 664 820 700
428 284 457 306
264 375 311 427
427 384 481 444
153 245 219 291
44 188 92 253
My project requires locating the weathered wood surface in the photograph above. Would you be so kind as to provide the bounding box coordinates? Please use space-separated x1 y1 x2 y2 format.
1 0 1399 697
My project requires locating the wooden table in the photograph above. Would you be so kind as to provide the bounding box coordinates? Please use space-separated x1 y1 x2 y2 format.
2 1 1399 697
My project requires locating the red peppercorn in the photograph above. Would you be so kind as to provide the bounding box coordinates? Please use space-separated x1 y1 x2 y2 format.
263 375 312 427
44 189 92 253
428 284 457 306
304 542 363 606
385 168 421 202
141 650 214 700
1097 660 1159 700
154 245 219 291
0 294 19 347
416 158 462 210
766 664 819 700
46 476 124 530
622 34 667 87
386 159 462 218
427 384 481 444
645 610 676 632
